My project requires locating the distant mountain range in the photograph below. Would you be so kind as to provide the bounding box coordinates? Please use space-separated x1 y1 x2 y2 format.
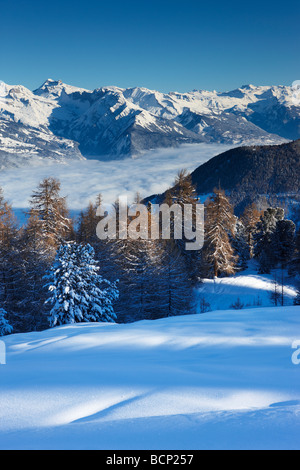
0 79 299 168
145 139 300 214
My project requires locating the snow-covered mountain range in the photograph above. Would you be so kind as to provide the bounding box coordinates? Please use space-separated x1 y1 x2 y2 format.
0 79 299 168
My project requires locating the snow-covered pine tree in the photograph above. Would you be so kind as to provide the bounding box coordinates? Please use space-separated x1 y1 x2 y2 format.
46 242 119 327
0 308 13 336
202 187 237 278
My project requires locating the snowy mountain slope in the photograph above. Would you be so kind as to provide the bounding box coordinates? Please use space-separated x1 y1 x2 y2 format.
0 80 86 167
55 87 207 158
0 304 300 449
0 79 298 166
0 119 84 170
124 84 300 141
176 109 279 145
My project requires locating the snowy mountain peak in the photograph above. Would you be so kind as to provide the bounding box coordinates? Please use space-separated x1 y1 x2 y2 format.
43 78 62 86
0 79 299 167
34 79 90 98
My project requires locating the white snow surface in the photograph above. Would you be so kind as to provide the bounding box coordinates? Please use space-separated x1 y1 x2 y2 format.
196 263 298 312
0 303 300 450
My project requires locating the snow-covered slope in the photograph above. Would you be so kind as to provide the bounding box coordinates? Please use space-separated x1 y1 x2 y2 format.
1 304 300 449
196 263 297 312
0 79 298 167
123 84 299 142
0 80 85 168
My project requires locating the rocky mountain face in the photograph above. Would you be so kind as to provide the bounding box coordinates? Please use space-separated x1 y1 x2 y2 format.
0 79 299 167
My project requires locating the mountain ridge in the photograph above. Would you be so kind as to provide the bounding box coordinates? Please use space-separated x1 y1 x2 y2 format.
0 79 299 167
144 139 300 214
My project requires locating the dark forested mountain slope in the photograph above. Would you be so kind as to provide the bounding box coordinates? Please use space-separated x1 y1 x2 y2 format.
145 140 300 213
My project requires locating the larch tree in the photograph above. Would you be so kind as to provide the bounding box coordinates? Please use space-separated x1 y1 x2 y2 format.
18 210 51 330
158 238 194 318
240 203 263 258
163 169 201 282
0 188 21 322
109 195 157 322
29 177 74 259
202 187 237 278
77 194 102 246
76 194 113 280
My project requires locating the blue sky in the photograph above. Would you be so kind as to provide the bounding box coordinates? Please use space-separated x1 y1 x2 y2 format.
1 0 299 93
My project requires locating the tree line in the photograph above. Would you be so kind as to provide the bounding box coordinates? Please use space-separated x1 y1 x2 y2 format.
0 170 299 335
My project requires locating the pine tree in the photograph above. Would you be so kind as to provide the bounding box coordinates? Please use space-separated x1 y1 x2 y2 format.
289 229 300 276
230 219 250 271
202 188 237 278
0 308 13 336
291 201 300 226
253 207 285 273
271 219 296 269
46 242 119 327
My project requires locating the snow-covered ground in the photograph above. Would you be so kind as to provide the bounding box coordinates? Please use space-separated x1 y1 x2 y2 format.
196 264 297 313
1 302 300 450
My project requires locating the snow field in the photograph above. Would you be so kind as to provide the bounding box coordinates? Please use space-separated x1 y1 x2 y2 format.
196 265 297 313
0 305 300 449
